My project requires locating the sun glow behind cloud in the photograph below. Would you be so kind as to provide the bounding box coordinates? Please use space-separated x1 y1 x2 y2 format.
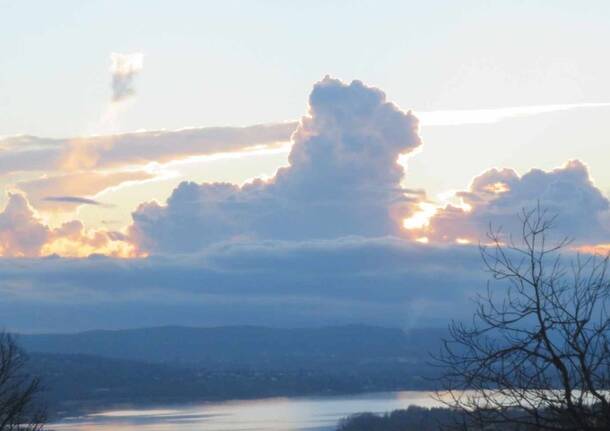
40 234 143 258
403 202 438 230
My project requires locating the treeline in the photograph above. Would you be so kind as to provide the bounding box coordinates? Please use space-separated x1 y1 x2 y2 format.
337 406 457 431
337 406 592 431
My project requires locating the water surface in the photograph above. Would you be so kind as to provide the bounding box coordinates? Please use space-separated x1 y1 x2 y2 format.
52 391 443 431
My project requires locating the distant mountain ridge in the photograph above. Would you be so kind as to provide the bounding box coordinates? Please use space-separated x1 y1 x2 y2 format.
18 325 447 369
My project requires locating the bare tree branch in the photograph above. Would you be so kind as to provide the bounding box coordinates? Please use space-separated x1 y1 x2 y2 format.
434 207 610 430
0 333 45 431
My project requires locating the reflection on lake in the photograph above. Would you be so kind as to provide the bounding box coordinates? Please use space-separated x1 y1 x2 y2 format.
51 391 443 431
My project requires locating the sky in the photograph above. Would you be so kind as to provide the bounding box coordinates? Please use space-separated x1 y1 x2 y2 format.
1 1 610 332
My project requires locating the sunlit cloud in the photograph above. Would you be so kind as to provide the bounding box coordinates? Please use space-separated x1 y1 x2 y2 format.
417 160 610 245
403 202 438 230
575 243 610 255
1 74 610 258
0 193 141 258
130 77 423 254
40 230 142 258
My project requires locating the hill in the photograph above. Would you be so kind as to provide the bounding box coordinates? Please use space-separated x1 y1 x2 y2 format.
18 325 447 417
19 325 446 370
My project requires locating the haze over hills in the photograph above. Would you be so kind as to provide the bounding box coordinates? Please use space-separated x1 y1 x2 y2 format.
18 325 447 417
19 325 447 369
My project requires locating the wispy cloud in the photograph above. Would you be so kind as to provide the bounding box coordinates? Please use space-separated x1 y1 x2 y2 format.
417 102 610 126
0 123 296 176
2 102 607 178
43 196 109 207
18 171 153 211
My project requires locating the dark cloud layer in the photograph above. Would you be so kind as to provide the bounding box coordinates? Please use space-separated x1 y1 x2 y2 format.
19 171 151 211
43 196 106 206
131 77 422 253
0 237 483 332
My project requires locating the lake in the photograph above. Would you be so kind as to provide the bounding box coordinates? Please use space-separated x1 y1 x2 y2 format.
51 391 444 431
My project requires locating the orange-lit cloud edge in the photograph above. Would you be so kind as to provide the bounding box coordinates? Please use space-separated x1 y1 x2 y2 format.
4 156 609 259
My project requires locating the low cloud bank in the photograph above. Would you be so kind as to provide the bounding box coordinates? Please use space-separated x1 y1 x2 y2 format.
0 237 483 332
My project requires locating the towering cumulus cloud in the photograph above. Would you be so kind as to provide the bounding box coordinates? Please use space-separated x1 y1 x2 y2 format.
131 77 422 253
421 160 610 245
110 52 143 102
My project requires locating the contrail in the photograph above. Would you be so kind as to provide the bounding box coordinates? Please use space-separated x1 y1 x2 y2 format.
416 102 610 126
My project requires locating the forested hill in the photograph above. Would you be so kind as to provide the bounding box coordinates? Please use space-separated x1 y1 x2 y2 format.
18 325 448 417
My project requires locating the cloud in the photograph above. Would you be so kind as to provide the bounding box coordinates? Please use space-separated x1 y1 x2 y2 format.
42 196 107 206
0 135 63 174
417 102 610 126
0 123 296 176
0 236 484 332
1 101 607 178
417 160 610 244
0 194 50 257
17 171 153 211
130 77 423 253
110 52 143 102
59 122 297 171
1 75 610 332
0 193 138 258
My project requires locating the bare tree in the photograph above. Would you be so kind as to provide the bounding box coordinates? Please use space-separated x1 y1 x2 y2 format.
436 207 610 430
0 333 45 431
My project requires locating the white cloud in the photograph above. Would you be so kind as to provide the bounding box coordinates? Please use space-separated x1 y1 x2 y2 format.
420 160 610 245
417 102 610 126
0 123 296 175
130 77 423 253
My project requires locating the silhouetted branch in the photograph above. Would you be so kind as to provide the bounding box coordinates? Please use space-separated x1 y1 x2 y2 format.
435 206 610 430
0 333 45 431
